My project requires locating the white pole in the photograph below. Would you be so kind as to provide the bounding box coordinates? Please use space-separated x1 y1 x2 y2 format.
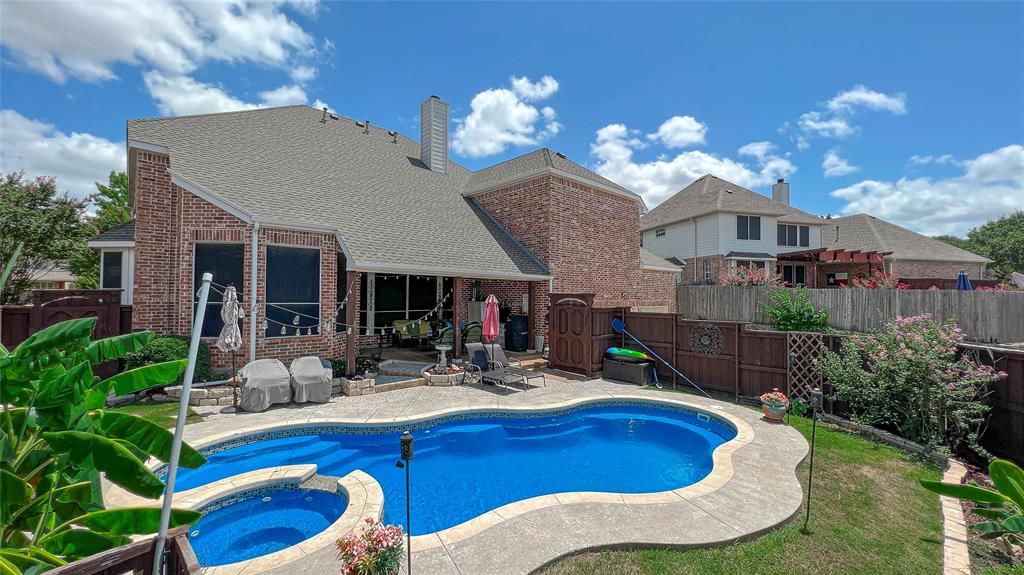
152 272 212 575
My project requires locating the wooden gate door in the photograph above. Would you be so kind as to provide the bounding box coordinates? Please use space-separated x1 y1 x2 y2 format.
548 294 595 375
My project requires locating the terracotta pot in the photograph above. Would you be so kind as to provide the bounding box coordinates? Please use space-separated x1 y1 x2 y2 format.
762 403 787 422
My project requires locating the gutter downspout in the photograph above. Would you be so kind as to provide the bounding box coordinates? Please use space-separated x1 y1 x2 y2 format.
692 218 698 283
249 222 260 362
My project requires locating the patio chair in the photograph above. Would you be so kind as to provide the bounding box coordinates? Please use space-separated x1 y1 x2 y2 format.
431 325 454 347
289 356 332 404
481 342 522 368
236 359 292 412
462 322 483 354
465 342 545 389
392 320 432 347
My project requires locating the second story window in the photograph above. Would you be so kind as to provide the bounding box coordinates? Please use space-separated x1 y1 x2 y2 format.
736 215 761 240
777 224 810 247
655 228 666 237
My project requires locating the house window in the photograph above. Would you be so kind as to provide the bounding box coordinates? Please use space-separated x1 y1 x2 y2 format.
193 243 244 338
780 264 807 286
101 251 122 290
702 259 712 282
265 245 320 338
736 215 761 240
655 228 666 237
777 224 810 247
734 260 767 271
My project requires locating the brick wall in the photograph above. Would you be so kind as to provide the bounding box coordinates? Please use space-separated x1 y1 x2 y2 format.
680 255 726 284
131 151 178 334
895 260 986 280
638 269 677 311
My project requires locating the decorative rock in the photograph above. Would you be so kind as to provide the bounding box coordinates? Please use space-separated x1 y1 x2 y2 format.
341 378 375 397
197 398 217 406
206 387 231 399
216 397 234 406
150 393 169 402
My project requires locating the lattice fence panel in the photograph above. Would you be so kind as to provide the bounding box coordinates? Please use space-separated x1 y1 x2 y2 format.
787 332 825 401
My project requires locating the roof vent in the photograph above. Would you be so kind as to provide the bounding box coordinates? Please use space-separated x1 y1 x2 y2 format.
363 120 370 134
388 130 398 144
354 120 365 128
554 151 566 159
420 95 449 173
320 107 328 123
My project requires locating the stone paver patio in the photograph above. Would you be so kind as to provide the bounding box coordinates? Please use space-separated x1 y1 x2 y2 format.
149 376 809 574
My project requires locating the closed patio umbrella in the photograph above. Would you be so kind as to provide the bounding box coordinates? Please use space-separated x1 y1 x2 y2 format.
955 269 972 291
483 294 499 363
215 285 244 411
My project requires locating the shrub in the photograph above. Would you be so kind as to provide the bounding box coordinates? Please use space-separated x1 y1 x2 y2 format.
331 356 379 378
847 269 909 289
718 265 785 287
336 518 404 575
126 335 211 383
818 314 1005 460
762 287 830 332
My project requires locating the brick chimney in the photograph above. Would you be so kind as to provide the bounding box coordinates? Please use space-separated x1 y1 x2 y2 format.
772 178 790 205
420 95 448 173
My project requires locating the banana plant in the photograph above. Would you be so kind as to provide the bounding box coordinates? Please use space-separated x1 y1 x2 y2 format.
921 459 1024 554
0 317 206 574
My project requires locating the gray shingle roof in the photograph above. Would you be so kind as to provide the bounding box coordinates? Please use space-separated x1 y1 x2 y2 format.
128 106 551 279
640 248 683 269
639 175 823 231
90 220 135 242
466 148 639 200
824 214 991 263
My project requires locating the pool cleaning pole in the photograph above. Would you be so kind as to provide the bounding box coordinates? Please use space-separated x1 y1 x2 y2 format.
153 272 212 575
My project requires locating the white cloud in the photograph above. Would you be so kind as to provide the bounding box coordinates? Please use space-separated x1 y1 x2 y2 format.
648 116 707 148
910 154 957 166
144 72 312 116
452 76 561 158
0 109 125 199
591 123 796 207
827 85 907 115
785 85 907 148
830 144 1024 235
0 0 318 84
290 65 317 84
313 99 334 113
510 75 559 102
822 148 860 177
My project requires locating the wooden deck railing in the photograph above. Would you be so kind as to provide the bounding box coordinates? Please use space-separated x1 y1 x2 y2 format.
45 526 199 575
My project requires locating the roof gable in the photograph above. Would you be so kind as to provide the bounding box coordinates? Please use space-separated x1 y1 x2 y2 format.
824 214 991 263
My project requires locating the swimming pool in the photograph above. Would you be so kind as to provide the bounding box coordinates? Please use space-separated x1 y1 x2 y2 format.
175 403 736 535
189 486 346 566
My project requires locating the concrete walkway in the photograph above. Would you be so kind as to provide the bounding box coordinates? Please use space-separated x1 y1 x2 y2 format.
176 377 807 575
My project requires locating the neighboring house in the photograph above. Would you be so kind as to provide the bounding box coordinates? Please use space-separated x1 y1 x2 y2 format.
640 175 825 285
87 220 136 304
94 98 680 367
31 266 75 290
818 214 990 283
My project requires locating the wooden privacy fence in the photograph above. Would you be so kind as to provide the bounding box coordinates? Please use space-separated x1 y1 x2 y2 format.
549 293 1024 464
677 285 1024 344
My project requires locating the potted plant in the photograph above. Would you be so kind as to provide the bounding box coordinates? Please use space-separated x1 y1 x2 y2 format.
337 518 404 575
760 389 790 422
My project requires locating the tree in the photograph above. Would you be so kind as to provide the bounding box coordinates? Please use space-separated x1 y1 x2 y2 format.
0 172 91 304
933 234 973 252
68 172 132 289
966 211 1024 281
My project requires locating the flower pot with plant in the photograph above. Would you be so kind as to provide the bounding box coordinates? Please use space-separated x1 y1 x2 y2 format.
760 389 790 422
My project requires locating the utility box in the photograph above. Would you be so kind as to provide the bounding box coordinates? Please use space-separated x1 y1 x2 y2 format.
603 358 652 385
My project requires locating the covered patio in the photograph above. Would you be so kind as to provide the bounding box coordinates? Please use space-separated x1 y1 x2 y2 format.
776 247 892 287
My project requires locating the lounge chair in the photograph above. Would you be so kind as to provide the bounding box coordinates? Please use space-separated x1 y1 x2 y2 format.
237 359 292 412
465 342 545 389
480 342 522 368
289 357 332 404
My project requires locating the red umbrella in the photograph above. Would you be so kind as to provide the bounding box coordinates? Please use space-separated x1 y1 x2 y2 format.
482 294 500 361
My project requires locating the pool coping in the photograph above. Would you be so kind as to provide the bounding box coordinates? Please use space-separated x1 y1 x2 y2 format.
104 391 804 575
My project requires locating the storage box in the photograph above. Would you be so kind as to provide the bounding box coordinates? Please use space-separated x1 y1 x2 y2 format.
603 358 652 385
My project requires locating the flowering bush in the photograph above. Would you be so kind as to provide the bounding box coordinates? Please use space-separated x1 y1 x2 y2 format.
817 314 1005 459
762 287 830 332
760 389 790 408
975 282 1023 292
337 518 404 575
718 265 785 287
847 269 909 289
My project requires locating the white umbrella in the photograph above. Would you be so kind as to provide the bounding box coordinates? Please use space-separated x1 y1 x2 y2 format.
215 285 244 412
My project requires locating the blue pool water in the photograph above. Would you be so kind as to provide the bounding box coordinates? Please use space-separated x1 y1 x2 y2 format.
189 488 345 566
176 404 734 536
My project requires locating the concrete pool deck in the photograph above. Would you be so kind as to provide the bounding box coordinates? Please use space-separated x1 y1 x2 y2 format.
123 377 808 574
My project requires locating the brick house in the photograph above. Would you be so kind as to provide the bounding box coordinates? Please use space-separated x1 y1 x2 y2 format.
641 175 990 286
95 97 680 369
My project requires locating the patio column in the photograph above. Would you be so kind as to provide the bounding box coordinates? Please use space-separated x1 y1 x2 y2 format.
453 277 463 357
345 270 357 375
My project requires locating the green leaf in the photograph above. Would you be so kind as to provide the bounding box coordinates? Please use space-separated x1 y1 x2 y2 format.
13 318 96 362
919 480 1010 505
0 547 65 570
33 361 91 408
99 412 206 468
0 468 31 506
974 520 1007 534
1001 513 1024 533
973 507 1011 521
71 507 201 536
0 557 18 575
85 332 154 364
41 529 128 559
989 459 1024 512
41 431 165 498
98 359 187 396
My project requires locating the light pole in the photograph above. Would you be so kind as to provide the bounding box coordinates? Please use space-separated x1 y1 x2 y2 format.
395 431 414 574
803 387 823 533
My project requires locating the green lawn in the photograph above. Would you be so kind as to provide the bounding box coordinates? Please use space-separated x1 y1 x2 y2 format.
109 402 202 428
542 413 945 575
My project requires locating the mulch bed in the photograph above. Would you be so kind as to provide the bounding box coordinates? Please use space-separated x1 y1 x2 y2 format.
959 465 1023 573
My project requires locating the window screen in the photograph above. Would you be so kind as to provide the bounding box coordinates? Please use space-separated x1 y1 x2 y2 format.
799 226 810 247
193 243 244 337
737 215 760 240
101 252 122 290
265 246 320 337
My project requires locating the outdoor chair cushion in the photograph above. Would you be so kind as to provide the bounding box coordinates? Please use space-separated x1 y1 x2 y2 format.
289 356 332 404
237 359 292 412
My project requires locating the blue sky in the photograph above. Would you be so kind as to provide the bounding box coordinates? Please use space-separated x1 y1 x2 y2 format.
1 1 1021 236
